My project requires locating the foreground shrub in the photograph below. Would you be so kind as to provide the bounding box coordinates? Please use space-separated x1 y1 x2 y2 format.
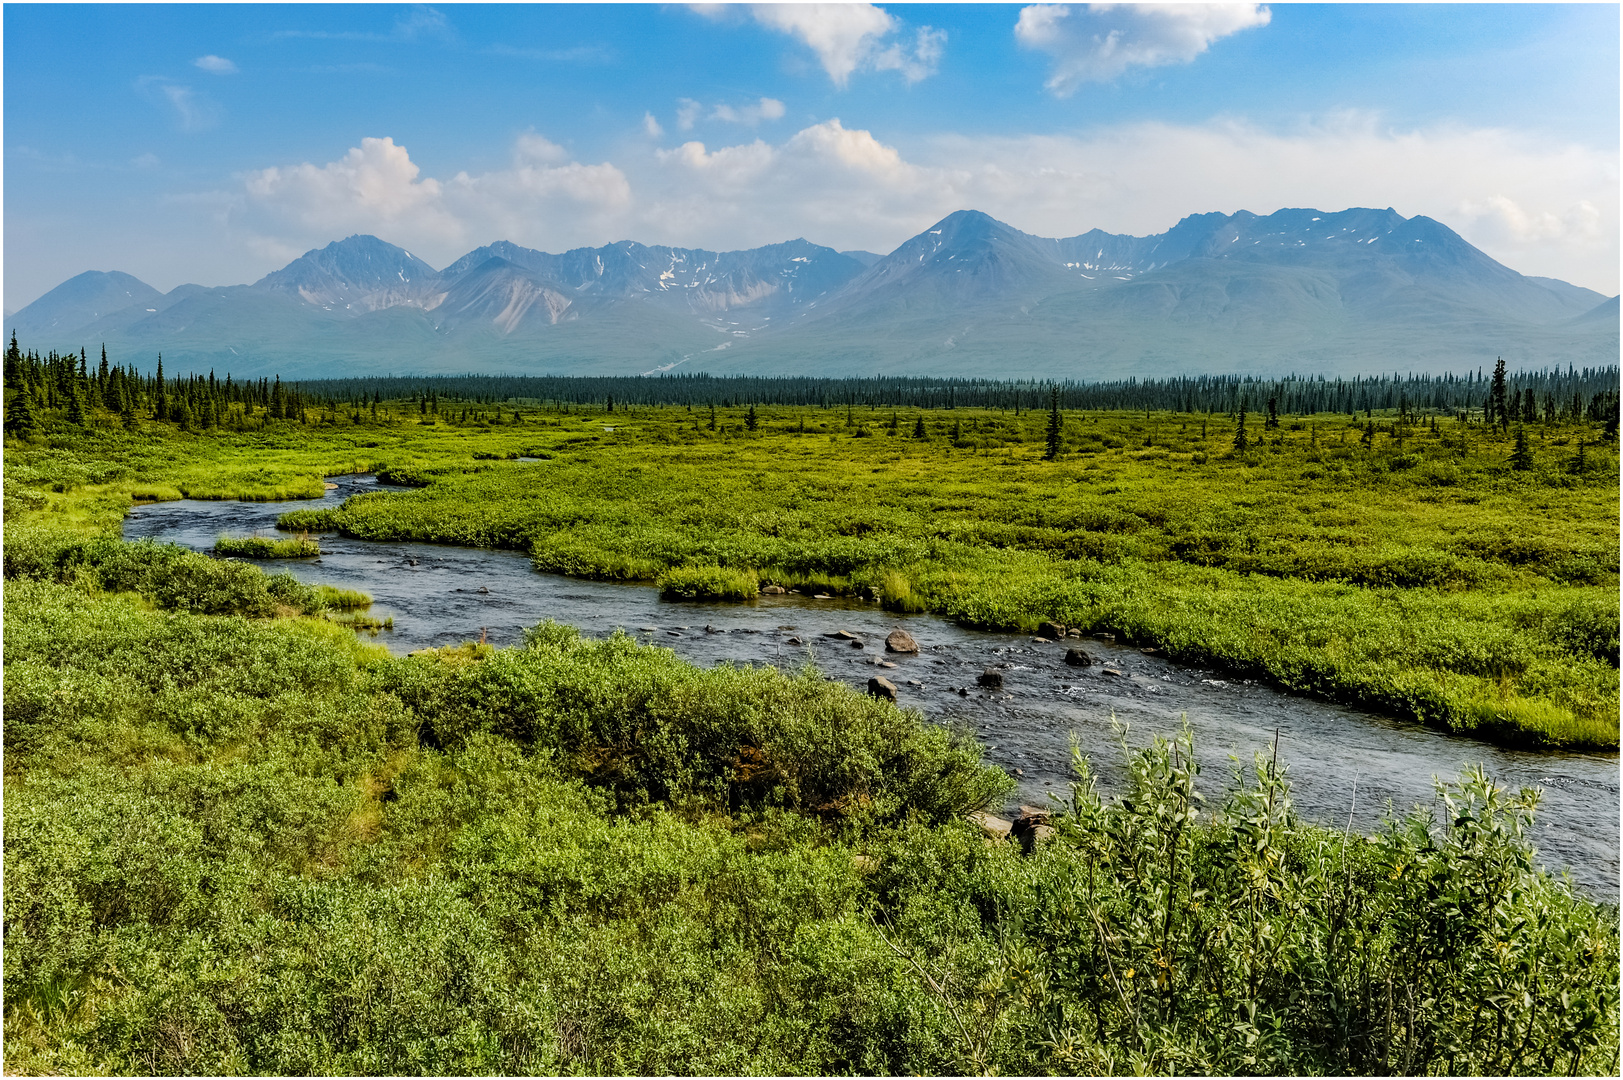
3 588 1616 1075
379 623 1012 826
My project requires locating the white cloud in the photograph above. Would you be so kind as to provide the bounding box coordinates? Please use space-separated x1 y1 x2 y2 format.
228 120 1618 294
194 54 238 75
695 3 944 87
239 134 630 258
1016 3 1270 95
872 26 947 83
673 97 788 131
643 112 664 138
243 136 460 243
513 132 570 165
710 97 787 126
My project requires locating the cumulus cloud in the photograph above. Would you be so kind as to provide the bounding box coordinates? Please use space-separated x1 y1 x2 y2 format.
1016 3 1270 95
696 3 944 87
229 119 1617 293
194 54 238 74
238 134 629 257
643 112 664 138
243 136 459 243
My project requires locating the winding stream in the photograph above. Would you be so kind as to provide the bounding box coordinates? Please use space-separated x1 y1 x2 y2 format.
124 474 1620 898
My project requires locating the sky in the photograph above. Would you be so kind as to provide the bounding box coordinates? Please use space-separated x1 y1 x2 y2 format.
5 2 1619 313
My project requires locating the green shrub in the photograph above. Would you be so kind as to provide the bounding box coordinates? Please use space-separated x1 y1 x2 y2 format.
658 564 760 601
274 507 341 531
379 624 1012 824
214 534 321 558
314 584 372 611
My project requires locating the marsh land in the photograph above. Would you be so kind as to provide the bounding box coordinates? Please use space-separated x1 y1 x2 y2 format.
4 353 1619 1074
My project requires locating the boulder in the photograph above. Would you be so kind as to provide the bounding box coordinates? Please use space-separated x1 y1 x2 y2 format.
867 676 898 702
1013 806 1057 854
850 639 865 649
1064 647 1094 667
885 629 920 653
1015 805 1052 826
1066 628 1082 638
785 636 803 645
976 668 1004 690
966 811 1014 843
1020 824 1057 854
825 629 861 640
761 585 786 595
1101 667 1125 678
1140 647 1160 656
1037 621 1065 640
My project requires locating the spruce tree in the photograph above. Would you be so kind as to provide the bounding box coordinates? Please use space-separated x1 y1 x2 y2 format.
1510 425 1533 471
8 379 38 434
1489 356 1508 429
1044 385 1062 460
1265 396 1279 429
913 415 926 439
746 404 758 431
1233 400 1249 453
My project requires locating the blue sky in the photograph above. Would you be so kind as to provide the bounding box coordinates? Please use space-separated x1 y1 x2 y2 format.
6 3 1618 312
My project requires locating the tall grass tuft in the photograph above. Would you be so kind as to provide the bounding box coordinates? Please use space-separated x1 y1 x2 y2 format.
215 533 321 558
657 564 760 601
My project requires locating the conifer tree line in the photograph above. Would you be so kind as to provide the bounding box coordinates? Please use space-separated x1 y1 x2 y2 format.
2 331 1617 435
297 365 1622 424
1 334 319 433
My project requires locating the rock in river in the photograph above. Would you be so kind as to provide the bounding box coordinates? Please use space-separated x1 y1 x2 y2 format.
885 629 919 653
867 676 898 702
1064 647 1094 667
976 668 1004 690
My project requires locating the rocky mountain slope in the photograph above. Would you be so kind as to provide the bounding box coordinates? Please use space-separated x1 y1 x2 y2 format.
11 208 1615 379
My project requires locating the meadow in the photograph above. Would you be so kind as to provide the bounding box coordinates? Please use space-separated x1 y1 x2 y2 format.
8 388 1616 749
4 375 1620 1073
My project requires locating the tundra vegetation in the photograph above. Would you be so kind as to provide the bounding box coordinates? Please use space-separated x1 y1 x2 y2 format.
4 347 1619 1073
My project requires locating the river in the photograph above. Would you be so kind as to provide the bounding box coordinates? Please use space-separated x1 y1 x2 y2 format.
123 473 1620 898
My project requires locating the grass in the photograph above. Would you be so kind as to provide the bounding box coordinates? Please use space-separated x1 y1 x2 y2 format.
4 399 1617 751
214 533 321 558
314 584 372 610
659 564 761 601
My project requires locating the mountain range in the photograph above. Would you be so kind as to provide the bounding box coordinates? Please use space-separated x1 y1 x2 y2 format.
10 207 1617 379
